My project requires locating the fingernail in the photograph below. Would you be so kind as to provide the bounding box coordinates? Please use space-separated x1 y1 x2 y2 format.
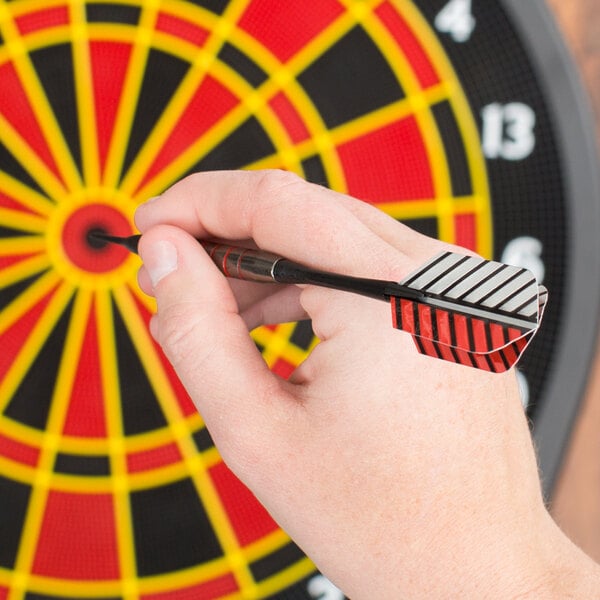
144 240 178 287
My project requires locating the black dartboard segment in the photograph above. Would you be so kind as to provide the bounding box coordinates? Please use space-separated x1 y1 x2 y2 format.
0 1 598 598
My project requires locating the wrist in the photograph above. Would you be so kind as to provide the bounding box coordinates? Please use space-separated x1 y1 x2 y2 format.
515 513 600 599
332 510 571 599
470 509 600 600
368 508 600 600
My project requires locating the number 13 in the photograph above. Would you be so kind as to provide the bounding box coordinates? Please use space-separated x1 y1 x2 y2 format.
481 102 537 160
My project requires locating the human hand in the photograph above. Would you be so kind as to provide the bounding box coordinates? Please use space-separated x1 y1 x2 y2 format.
134 170 599 599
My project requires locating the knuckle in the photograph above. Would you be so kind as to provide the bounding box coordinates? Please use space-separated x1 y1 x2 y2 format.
179 171 205 189
253 169 304 198
243 170 310 236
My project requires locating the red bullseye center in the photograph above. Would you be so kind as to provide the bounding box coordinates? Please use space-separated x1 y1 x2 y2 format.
62 204 132 273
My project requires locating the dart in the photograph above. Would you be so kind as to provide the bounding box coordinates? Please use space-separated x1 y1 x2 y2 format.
90 232 547 373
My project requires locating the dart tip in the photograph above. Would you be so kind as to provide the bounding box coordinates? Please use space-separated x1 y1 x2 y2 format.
86 228 112 249
85 231 141 254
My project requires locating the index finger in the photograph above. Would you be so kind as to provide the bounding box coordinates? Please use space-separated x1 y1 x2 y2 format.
135 170 420 280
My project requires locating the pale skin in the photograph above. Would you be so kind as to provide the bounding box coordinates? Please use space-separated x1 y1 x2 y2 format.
135 170 600 599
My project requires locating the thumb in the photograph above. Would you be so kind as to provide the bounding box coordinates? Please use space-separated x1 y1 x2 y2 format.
138 225 292 459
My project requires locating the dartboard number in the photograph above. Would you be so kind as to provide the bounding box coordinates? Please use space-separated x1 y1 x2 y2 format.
481 102 537 160
501 236 545 283
517 371 530 409
501 236 545 410
434 0 476 42
307 575 345 600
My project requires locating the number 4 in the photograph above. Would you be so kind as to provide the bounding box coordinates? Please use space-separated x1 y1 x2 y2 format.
435 0 476 43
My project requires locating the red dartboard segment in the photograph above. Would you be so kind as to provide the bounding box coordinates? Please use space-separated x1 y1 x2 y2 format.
337 116 435 202
14 5 69 35
0 252 42 271
237 0 345 63
454 214 477 251
209 462 280 547
271 357 297 380
0 284 57 383
374 1 440 89
0 431 40 468
155 12 210 48
126 441 183 474
32 491 120 580
268 92 311 144
0 192 41 215
0 62 63 185
140 575 239 600
61 297 107 438
89 41 133 177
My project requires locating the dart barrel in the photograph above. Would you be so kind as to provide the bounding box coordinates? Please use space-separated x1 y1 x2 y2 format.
201 241 281 282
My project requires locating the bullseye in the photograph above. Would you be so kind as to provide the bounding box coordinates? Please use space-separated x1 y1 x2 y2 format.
61 204 132 273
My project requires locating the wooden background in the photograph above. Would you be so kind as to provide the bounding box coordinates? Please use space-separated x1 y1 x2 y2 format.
546 0 600 563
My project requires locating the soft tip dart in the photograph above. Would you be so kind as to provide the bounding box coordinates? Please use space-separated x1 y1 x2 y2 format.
97 233 547 372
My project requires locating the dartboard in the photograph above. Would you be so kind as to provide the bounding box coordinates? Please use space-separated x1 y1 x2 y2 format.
0 0 598 598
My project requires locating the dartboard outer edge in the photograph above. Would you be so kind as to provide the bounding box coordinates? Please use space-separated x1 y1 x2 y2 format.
503 0 600 497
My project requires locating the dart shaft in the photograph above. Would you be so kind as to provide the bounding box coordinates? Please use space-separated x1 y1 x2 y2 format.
202 241 422 301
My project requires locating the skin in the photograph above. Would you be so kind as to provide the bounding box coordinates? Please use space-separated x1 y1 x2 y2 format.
134 170 600 599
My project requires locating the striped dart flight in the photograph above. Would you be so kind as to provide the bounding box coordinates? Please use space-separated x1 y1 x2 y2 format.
393 251 548 372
